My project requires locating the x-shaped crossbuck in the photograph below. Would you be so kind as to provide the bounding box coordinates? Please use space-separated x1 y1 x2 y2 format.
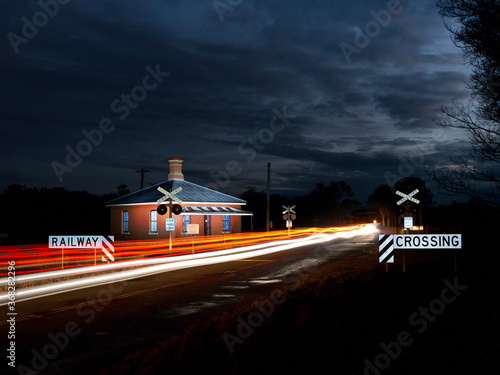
282 205 296 214
157 187 183 204
396 189 419 205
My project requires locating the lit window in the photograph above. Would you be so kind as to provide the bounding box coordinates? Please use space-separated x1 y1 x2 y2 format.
150 210 157 233
123 211 129 233
222 214 231 232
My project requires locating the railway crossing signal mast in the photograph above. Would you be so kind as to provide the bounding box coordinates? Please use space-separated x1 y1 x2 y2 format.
395 188 421 272
157 186 183 251
282 205 296 236
395 189 421 233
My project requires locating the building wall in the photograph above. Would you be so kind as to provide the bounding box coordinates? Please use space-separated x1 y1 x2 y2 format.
233 216 242 233
110 203 245 241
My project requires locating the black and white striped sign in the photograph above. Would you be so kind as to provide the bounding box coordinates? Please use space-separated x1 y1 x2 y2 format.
378 234 462 263
379 234 394 263
49 235 115 262
101 235 115 262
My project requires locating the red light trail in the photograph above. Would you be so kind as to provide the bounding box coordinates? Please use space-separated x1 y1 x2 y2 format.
0 226 365 277
0 225 378 304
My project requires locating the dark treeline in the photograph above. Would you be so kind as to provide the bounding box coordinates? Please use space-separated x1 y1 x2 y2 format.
241 177 432 231
0 184 126 245
240 177 499 235
0 178 498 245
239 181 361 231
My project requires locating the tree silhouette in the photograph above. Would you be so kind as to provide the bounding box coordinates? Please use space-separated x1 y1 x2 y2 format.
0 185 115 245
431 0 500 206
300 181 353 226
368 185 397 226
117 184 131 196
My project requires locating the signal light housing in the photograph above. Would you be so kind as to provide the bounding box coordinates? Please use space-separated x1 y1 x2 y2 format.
172 204 183 215
157 204 168 215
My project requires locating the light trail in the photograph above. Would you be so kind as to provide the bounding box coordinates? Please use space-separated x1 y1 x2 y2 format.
0 227 332 275
0 235 302 285
0 227 359 276
0 224 379 305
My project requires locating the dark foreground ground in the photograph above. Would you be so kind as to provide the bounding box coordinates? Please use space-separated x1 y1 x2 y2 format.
93 229 499 375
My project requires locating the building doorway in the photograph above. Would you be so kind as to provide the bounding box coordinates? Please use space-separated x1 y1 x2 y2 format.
204 215 211 235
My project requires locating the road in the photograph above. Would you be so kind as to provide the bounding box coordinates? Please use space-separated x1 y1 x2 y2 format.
1 227 378 375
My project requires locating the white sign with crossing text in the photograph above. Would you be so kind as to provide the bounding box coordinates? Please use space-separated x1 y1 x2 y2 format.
393 234 461 249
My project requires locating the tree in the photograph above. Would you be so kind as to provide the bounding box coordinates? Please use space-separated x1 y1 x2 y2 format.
239 187 267 230
431 0 500 206
0 185 115 245
117 184 131 197
305 181 353 225
368 185 397 226
338 199 363 224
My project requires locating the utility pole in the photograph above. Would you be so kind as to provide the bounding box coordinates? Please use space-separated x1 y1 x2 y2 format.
136 168 150 189
266 162 270 232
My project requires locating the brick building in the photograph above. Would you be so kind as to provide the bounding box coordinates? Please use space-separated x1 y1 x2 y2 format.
106 158 253 240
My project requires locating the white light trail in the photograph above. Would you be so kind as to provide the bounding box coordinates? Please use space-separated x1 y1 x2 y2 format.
0 225 378 305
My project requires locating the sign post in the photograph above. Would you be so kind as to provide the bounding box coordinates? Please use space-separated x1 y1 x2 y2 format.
396 189 420 265
187 224 199 254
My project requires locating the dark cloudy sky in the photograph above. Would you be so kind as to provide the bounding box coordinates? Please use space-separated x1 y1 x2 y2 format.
1 0 472 205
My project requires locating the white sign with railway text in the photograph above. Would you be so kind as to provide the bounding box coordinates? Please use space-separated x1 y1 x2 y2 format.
49 235 115 262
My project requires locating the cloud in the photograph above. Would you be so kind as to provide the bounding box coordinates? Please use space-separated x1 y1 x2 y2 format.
0 0 472 204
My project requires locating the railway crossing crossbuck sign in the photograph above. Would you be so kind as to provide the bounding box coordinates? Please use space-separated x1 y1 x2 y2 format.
157 186 183 215
396 189 419 205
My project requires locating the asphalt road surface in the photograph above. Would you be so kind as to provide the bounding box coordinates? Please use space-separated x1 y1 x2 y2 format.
1 229 378 375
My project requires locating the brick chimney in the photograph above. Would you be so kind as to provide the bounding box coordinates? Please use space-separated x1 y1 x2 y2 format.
168 158 184 180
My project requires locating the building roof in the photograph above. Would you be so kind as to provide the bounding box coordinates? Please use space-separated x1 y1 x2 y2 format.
106 179 246 206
